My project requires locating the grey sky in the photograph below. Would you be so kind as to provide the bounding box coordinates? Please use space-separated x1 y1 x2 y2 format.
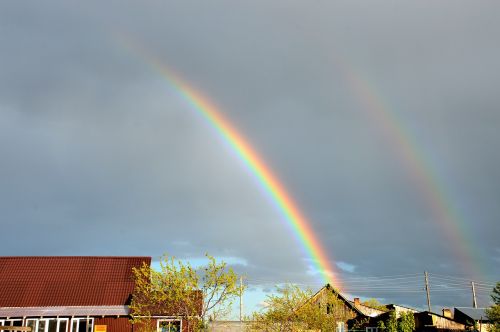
1 0 499 312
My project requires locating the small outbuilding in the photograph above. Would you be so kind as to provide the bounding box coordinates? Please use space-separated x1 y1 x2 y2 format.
454 307 491 332
414 311 465 332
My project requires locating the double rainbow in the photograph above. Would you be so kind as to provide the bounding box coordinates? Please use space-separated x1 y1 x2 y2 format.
121 38 483 288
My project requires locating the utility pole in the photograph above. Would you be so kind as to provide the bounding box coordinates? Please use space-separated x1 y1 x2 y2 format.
424 271 431 312
239 276 243 322
471 281 478 308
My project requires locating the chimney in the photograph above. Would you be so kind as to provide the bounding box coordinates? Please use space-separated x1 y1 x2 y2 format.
442 308 453 319
354 298 360 307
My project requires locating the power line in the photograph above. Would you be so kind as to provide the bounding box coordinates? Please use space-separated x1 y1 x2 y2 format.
428 273 497 285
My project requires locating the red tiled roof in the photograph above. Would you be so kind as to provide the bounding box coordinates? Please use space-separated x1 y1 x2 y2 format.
0 256 151 307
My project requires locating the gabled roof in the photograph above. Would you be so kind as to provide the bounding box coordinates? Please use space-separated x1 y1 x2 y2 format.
419 311 459 321
0 256 150 307
454 307 490 321
307 284 377 317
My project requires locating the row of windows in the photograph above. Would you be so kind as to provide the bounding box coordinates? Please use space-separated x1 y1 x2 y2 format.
0 318 93 332
1 318 181 332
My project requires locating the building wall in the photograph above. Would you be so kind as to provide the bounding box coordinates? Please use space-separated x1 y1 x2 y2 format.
95 317 132 332
415 312 465 332
132 317 192 332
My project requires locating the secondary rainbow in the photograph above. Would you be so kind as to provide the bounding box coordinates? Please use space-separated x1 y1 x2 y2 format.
335 56 483 279
127 49 342 288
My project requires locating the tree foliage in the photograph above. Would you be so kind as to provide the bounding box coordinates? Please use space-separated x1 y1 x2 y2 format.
381 310 415 332
129 254 242 331
362 299 388 311
385 311 398 332
249 284 353 332
486 282 500 332
398 312 415 332
491 282 500 305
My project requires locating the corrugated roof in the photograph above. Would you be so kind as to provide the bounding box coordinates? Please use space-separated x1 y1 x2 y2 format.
454 307 490 321
0 256 150 307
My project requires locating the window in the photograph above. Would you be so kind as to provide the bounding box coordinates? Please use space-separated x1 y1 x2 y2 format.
58 319 69 332
336 322 345 332
4 320 23 327
4 320 23 329
157 320 181 332
39 320 46 332
21 318 70 332
70 318 93 332
47 319 58 332
26 319 38 332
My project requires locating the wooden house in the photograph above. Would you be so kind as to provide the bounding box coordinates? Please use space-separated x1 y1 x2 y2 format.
305 284 387 331
414 311 465 332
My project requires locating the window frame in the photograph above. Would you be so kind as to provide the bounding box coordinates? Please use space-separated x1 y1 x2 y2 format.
157 319 182 332
57 318 69 332
25 319 39 332
69 317 94 332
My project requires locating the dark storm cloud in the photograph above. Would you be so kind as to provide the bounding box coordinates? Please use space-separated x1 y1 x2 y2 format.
1 0 499 310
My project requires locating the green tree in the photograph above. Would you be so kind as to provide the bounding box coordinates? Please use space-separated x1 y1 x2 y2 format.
362 299 388 311
398 312 415 332
129 254 242 331
485 282 500 332
250 284 353 331
490 282 500 305
386 311 398 332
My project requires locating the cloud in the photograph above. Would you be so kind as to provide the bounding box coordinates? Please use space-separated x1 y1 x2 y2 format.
336 262 356 273
0 0 499 311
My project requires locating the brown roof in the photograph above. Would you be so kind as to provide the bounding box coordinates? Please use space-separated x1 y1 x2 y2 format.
0 256 151 307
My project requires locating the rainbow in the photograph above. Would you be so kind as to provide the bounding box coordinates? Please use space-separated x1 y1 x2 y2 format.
167 70 340 288
123 46 342 289
336 57 482 279
119 38 483 287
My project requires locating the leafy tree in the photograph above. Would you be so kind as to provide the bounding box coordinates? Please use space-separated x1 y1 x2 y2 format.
398 312 415 332
249 284 310 331
362 298 388 311
129 254 242 331
250 284 353 331
385 311 398 332
486 282 500 332
377 320 386 331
